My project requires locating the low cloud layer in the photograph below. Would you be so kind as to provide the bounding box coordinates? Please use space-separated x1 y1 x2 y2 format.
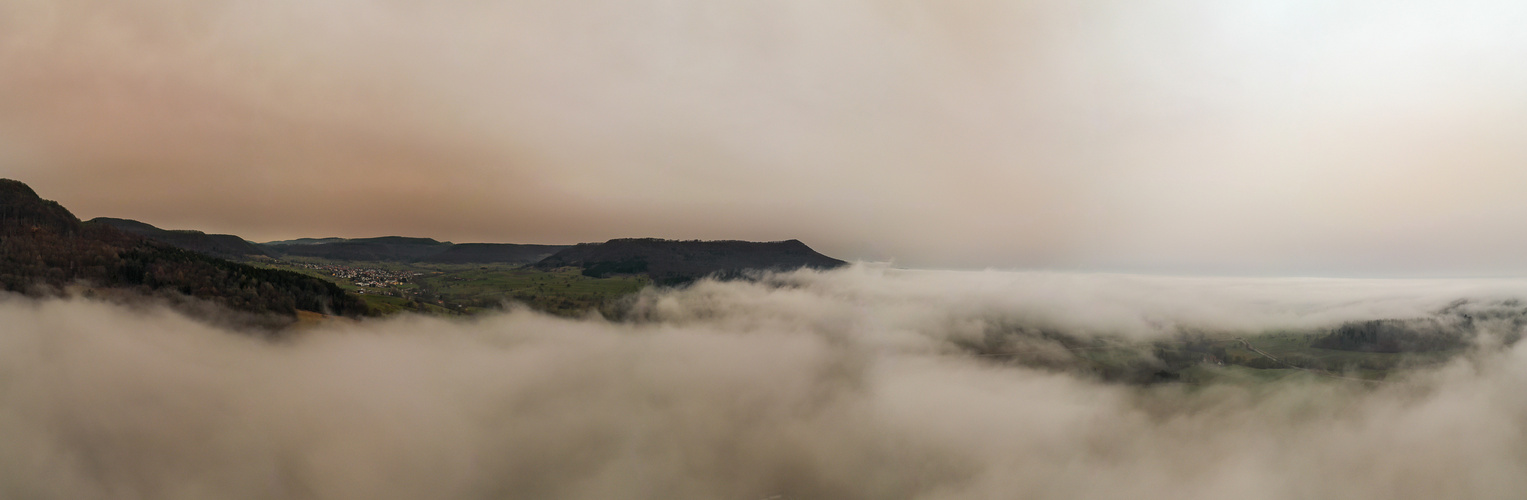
5 267 1527 499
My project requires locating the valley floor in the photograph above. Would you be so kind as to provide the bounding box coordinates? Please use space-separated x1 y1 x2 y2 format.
252 258 648 317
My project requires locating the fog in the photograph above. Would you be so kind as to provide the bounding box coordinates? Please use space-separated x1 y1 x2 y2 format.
5 267 1527 499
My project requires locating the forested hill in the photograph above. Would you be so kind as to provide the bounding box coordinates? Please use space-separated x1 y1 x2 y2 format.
1311 301 1527 353
535 238 847 284
419 243 569 264
0 179 366 322
78 219 570 265
91 217 271 260
260 237 569 264
265 236 452 261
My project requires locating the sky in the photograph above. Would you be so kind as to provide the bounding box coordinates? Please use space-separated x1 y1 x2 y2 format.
2 0 1526 275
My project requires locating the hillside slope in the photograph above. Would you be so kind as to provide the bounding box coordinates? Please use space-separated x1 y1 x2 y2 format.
535 238 847 284
0 179 366 321
91 217 271 260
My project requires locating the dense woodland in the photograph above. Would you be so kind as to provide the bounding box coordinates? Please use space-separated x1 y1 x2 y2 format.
91 217 271 259
1311 301 1527 353
1311 318 1468 353
0 180 366 320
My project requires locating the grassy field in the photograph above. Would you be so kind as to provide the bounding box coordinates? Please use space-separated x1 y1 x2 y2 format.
1177 364 1317 385
251 258 648 317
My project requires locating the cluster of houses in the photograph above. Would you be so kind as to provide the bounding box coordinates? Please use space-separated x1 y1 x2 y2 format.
290 262 422 290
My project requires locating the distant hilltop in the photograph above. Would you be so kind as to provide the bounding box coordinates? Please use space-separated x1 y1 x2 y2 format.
91 219 571 265
263 236 568 264
91 217 272 260
535 238 847 284
85 218 849 284
7 178 848 288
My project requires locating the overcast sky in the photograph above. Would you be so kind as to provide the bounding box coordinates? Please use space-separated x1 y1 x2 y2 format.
2 0 1526 275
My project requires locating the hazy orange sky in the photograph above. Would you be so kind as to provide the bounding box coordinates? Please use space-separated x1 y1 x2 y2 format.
2 0 1525 275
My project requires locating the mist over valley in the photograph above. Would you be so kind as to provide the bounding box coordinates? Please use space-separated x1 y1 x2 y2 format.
5 0 1527 497
6 266 1527 498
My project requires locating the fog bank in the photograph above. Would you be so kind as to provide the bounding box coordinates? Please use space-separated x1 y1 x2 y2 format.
4 268 1527 499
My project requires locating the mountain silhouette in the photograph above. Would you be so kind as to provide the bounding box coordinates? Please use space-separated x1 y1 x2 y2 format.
91 217 271 260
535 238 847 284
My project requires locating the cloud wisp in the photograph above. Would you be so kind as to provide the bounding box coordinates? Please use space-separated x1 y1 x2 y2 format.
4 267 1527 499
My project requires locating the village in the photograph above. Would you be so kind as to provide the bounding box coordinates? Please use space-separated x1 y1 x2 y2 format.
287 262 424 290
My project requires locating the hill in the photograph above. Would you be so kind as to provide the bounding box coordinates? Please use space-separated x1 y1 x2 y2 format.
535 238 847 284
261 237 568 264
0 179 366 323
0 179 77 229
90 217 271 260
262 237 347 246
265 236 451 261
416 243 569 264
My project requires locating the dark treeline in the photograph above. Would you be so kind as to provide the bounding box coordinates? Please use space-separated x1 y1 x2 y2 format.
1311 318 1468 353
1311 300 1527 353
112 246 365 317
